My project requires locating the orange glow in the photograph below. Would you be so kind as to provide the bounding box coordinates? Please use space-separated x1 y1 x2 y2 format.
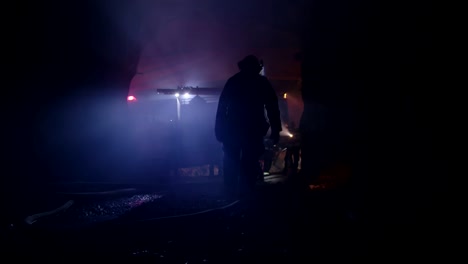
283 93 287 99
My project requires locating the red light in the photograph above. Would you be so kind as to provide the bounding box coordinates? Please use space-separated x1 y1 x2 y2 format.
127 95 136 102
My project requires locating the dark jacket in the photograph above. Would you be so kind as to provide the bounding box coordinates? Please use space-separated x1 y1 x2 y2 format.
215 71 281 142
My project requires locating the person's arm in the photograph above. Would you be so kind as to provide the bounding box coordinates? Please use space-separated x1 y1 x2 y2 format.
215 79 232 142
264 78 282 142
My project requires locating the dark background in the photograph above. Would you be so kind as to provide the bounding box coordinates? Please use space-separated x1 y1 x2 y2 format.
5 0 446 257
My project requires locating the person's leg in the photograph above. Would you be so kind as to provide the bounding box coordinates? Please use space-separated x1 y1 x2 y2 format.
223 143 241 199
263 149 273 174
239 138 264 199
292 147 301 170
283 149 292 174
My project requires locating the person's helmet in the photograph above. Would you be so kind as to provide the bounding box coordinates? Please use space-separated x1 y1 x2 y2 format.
238 55 263 74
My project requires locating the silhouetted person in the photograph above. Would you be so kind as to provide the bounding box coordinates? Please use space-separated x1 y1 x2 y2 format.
262 137 275 176
215 55 281 199
283 122 301 174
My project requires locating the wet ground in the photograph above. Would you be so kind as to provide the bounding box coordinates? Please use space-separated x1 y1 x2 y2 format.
2 173 446 263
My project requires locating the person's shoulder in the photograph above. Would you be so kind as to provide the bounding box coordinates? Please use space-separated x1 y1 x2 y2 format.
226 72 242 83
224 74 237 88
258 75 271 83
258 75 272 87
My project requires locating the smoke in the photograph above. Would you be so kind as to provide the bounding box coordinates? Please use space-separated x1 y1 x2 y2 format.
280 122 292 137
121 1 301 93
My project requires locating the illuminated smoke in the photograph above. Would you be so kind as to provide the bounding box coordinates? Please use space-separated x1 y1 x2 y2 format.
280 122 292 137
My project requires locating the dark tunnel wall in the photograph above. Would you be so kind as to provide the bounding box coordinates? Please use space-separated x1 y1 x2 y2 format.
298 0 440 256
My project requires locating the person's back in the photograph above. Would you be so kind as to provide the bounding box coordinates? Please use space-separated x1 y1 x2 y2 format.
215 55 281 199
220 72 276 139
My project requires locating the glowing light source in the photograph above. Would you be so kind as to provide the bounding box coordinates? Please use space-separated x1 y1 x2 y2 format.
127 95 137 101
175 93 180 98
183 93 190 98
283 93 287 99
289 134 294 138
